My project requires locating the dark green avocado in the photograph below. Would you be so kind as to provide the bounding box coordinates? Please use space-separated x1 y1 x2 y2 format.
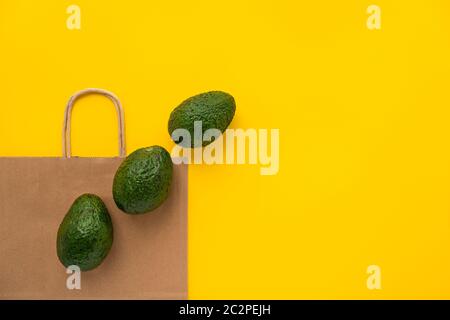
168 91 236 147
112 146 173 214
56 194 113 271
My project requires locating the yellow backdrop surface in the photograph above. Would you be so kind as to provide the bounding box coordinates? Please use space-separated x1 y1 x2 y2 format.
1 1 450 299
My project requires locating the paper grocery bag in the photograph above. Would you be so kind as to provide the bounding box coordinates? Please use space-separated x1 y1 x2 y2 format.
0 89 187 299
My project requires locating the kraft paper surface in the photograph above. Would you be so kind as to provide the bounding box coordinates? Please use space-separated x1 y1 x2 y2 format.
0 158 187 299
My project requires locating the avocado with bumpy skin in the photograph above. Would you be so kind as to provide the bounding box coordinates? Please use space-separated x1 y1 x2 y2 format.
168 91 236 147
112 146 173 214
57 194 113 271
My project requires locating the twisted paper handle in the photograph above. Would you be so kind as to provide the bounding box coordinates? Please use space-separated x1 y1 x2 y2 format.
62 88 126 158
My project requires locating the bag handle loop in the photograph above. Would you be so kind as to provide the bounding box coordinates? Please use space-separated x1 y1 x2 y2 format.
62 88 126 158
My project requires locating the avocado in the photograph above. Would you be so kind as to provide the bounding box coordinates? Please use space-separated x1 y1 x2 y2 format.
168 91 236 147
57 194 113 271
112 146 173 214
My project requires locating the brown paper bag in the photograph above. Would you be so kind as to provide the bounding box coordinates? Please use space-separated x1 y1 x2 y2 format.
0 89 187 299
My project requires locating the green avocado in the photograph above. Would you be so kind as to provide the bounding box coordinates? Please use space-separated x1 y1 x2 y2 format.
112 146 173 214
168 91 236 147
56 194 113 271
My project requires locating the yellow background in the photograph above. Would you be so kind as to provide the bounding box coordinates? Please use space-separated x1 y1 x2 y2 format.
1 1 450 299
